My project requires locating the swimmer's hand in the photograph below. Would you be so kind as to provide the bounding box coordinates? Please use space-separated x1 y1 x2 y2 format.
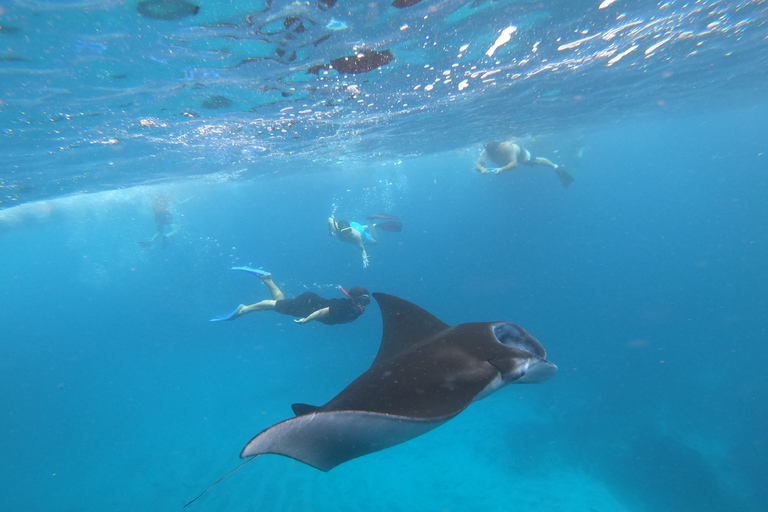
294 317 308 324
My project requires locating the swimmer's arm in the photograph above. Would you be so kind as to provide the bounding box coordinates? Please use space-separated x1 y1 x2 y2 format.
295 307 330 324
496 151 518 173
475 150 489 173
167 195 193 205
358 241 370 268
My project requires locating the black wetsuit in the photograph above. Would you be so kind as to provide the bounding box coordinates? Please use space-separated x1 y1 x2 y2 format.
274 292 363 325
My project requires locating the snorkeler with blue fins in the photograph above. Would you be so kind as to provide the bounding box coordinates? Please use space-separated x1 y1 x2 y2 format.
210 267 370 325
328 214 402 268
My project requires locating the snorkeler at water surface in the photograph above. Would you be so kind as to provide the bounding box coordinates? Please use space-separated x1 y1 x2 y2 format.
138 194 191 249
475 140 574 188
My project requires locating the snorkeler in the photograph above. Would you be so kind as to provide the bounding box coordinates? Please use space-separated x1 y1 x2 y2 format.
475 140 574 188
210 267 370 325
139 195 185 249
328 214 402 268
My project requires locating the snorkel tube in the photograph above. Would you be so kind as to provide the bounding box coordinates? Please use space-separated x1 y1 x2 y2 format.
339 286 369 312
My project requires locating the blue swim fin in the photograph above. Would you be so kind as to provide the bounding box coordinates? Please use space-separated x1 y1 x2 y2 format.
210 307 240 322
230 266 270 277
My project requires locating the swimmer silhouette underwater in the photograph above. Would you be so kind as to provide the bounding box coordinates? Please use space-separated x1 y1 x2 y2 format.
475 140 574 188
210 267 370 325
328 214 402 268
138 195 190 249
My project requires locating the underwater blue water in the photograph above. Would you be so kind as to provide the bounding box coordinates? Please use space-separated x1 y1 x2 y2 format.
3 104 767 511
2 1 768 511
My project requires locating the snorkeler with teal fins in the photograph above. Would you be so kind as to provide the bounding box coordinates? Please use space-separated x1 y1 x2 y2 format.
328 214 402 268
210 267 370 325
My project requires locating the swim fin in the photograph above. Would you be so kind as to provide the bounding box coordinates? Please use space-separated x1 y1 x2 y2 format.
373 220 402 233
210 307 241 322
556 166 574 188
366 214 398 220
231 266 270 278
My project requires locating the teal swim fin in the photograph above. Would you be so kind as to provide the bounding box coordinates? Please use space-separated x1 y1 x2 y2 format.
231 266 270 278
210 307 240 322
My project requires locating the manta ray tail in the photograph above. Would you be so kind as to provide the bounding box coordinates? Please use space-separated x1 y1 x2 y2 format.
183 456 257 508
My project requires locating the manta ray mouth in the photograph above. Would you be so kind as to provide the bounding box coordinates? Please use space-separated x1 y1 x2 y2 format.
515 357 558 384
492 322 547 358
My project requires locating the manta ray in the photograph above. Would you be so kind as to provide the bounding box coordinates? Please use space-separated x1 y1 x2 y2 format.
186 293 556 506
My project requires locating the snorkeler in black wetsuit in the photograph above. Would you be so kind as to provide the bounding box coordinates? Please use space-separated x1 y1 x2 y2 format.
210 267 369 325
475 140 574 187
274 289 367 325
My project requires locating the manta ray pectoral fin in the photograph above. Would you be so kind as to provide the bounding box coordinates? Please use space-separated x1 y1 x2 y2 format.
291 403 321 416
371 293 450 364
240 411 450 472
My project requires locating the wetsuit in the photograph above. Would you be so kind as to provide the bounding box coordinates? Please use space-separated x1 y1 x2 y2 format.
274 293 364 325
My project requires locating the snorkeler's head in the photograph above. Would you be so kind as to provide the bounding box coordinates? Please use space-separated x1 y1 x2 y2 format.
335 219 356 239
484 141 501 153
348 287 371 306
